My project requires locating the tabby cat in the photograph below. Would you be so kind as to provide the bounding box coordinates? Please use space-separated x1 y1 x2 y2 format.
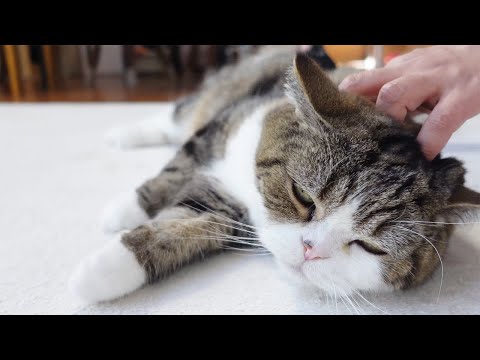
70 46 480 303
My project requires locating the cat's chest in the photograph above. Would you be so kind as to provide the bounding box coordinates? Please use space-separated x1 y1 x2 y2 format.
202 105 271 227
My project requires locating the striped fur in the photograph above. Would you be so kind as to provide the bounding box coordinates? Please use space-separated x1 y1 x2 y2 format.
70 47 480 303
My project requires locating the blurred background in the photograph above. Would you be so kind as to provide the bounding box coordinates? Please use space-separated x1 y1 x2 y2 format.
0 45 429 102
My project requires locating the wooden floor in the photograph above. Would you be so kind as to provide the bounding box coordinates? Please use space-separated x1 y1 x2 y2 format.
0 75 197 102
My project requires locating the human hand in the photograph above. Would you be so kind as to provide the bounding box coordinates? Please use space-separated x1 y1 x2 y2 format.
339 45 480 160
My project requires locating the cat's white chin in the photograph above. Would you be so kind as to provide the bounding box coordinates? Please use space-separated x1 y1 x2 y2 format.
69 236 146 303
277 261 314 289
275 257 392 297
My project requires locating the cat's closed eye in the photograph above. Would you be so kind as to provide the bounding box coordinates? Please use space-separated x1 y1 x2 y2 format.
348 240 388 256
292 181 314 206
291 181 316 220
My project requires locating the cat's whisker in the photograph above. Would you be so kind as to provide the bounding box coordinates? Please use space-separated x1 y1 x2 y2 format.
350 293 366 315
198 230 261 246
159 215 258 236
182 198 259 231
179 230 265 248
333 288 338 315
187 232 263 244
327 275 339 315
142 221 263 255
218 245 270 252
191 236 264 248
392 220 480 226
339 288 360 315
183 235 271 254
194 217 258 236
338 291 354 315
394 225 444 302
227 252 272 257
352 290 390 315
218 245 271 255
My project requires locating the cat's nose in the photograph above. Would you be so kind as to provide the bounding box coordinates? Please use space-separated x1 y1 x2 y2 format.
303 239 330 260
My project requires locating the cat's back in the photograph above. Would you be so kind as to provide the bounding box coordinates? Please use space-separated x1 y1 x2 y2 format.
174 47 361 138
175 47 296 136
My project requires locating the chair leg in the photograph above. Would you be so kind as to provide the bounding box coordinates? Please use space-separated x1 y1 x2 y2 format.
122 45 137 87
3 45 21 99
78 45 101 87
153 46 176 83
169 45 183 77
86 45 101 87
42 45 56 89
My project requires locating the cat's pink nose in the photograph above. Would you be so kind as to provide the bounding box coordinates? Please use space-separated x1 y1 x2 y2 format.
303 239 330 261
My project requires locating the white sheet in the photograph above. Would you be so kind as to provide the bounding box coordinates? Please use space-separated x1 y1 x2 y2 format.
1 103 479 315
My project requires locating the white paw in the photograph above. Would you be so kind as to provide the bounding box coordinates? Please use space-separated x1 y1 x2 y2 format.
69 236 146 303
101 192 149 234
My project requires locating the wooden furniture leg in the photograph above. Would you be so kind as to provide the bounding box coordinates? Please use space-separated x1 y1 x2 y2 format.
17 45 33 81
123 45 137 87
42 45 56 89
16 45 34 93
3 45 21 99
78 45 101 87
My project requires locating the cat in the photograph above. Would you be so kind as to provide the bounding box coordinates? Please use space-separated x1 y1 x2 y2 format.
70 46 480 304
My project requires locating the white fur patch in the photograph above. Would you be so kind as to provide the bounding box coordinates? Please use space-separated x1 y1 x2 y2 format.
302 199 362 257
203 104 273 227
101 192 149 233
69 235 146 303
105 108 186 149
259 200 388 296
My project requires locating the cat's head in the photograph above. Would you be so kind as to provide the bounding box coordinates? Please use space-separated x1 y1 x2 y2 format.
255 54 480 295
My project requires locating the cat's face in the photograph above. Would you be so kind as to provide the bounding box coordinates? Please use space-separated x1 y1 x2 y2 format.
255 54 480 296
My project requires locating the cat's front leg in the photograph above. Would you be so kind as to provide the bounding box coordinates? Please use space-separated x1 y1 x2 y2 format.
71 204 252 303
69 232 147 303
101 149 196 234
101 191 150 233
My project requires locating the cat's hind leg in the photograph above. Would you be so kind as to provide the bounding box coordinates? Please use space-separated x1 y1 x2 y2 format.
105 107 185 149
105 93 199 150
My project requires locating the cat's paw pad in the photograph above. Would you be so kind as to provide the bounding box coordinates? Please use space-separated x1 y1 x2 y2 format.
69 237 146 303
101 192 149 234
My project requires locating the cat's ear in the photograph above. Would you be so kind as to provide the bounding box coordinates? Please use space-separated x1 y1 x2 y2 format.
448 185 480 205
285 53 359 122
431 157 480 223
430 157 466 196
441 185 480 223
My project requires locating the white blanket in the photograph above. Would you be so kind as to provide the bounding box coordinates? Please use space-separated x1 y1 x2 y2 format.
1 103 479 315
